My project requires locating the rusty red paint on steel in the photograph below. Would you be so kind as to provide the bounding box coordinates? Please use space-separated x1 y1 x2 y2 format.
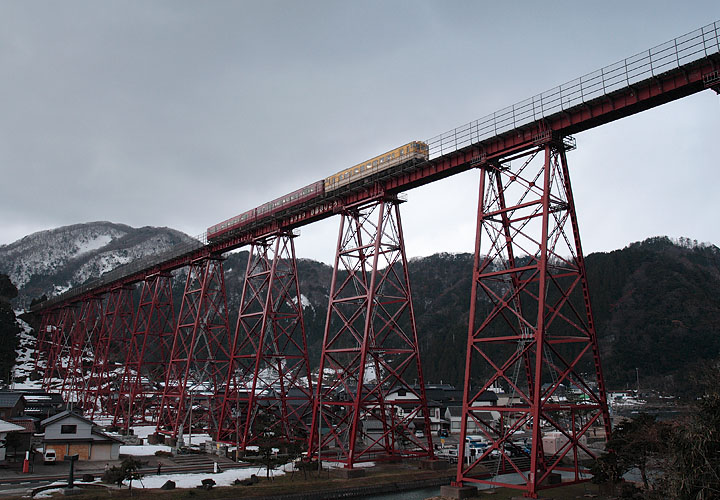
307 199 434 466
113 273 175 430
456 144 611 496
216 232 314 449
156 257 232 438
84 285 135 420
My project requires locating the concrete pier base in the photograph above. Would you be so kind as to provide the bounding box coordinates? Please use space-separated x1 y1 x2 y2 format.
542 472 562 485
440 484 477 498
329 467 366 479
420 459 450 470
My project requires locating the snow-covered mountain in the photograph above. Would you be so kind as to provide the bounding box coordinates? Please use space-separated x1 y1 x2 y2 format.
0 221 197 307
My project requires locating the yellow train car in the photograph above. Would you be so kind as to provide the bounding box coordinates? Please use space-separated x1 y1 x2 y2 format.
324 141 429 193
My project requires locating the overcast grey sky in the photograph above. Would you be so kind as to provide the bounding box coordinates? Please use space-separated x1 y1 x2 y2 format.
1 1 719 264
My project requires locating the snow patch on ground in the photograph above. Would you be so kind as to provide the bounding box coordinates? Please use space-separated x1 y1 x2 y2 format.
291 294 313 311
119 444 172 455
11 316 42 390
35 465 293 497
125 465 288 489
130 426 158 439
74 234 113 257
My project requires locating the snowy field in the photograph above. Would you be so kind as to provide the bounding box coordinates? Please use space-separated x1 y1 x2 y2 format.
35 466 290 497
35 457 377 497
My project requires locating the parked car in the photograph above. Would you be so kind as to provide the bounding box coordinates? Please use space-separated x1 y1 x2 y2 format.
43 449 56 464
437 447 459 463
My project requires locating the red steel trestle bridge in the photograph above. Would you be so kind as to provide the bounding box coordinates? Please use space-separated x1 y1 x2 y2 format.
29 22 720 498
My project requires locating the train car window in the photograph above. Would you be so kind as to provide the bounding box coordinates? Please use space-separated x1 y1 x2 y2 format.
373 160 378 167
354 168 359 174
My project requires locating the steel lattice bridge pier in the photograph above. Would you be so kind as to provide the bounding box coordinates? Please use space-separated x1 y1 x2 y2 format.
30 21 719 498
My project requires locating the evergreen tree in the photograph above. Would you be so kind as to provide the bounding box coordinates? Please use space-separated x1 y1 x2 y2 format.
0 275 20 384
660 371 720 498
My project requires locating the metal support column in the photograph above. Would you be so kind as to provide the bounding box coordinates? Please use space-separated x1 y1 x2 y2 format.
456 137 611 497
42 305 77 392
84 285 135 420
308 196 434 467
216 231 314 451
156 256 231 440
34 308 59 374
62 296 104 406
113 273 175 430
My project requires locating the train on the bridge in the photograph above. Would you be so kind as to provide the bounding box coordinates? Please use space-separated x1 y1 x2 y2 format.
207 141 429 241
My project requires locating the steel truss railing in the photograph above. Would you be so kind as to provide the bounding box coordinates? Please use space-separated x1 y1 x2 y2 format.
426 20 720 158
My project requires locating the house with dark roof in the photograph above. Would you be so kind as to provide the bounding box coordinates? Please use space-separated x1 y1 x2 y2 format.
445 406 499 435
41 411 122 462
0 419 25 463
5 416 38 459
0 393 26 420
385 384 499 435
21 391 65 419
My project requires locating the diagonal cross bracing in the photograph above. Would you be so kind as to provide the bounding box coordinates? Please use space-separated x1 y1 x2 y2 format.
84 286 135 420
156 257 231 439
113 273 175 430
308 197 434 467
457 140 610 496
216 232 313 450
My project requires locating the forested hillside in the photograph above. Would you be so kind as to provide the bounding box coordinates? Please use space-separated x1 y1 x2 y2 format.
407 237 720 393
587 237 720 393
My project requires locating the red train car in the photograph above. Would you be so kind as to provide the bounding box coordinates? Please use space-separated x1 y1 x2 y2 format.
207 208 257 241
206 140 427 242
256 180 324 220
207 180 324 242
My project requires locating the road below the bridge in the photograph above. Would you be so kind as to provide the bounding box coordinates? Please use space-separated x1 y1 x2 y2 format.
0 456 250 498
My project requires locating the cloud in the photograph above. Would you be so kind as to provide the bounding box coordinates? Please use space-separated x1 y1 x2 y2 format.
1 2 718 263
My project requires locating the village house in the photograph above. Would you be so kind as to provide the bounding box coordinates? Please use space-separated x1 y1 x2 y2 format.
0 419 25 463
22 391 65 420
445 406 500 434
41 410 122 462
0 393 26 420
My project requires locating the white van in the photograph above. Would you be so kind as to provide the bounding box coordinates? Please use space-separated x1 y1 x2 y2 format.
43 449 56 464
